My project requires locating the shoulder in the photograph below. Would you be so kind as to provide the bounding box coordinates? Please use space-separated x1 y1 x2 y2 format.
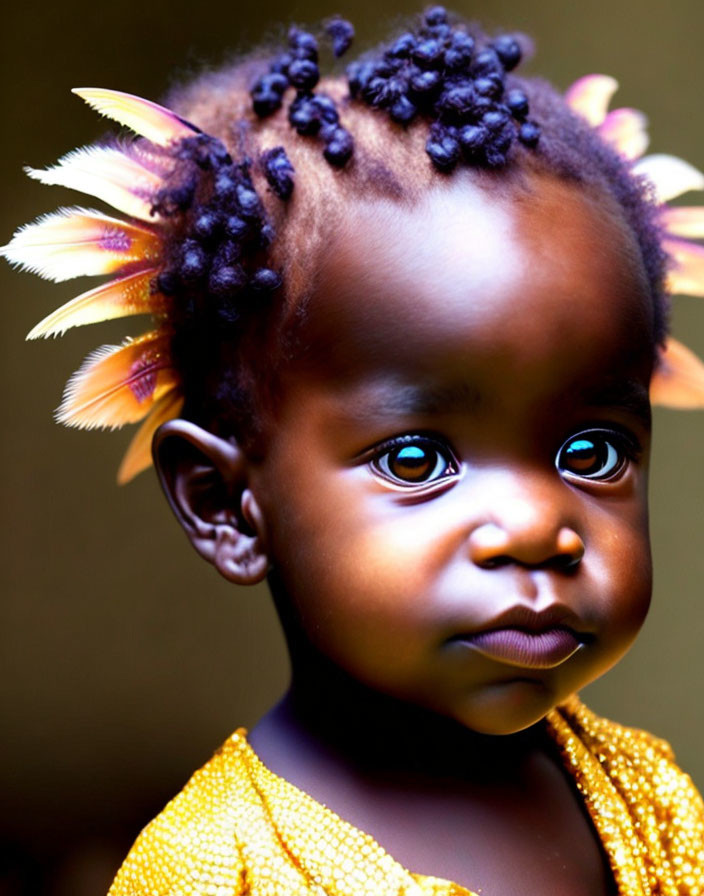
549 696 704 890
106 729 431 896
107 731 251 896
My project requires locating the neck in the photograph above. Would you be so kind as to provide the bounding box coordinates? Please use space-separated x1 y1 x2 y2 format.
258 650 549 784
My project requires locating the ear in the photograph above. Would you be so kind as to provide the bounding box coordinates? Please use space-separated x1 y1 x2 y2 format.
152 419 270 585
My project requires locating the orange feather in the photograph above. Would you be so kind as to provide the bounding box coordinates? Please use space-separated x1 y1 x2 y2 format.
72 88 199 147
27 269 166 339
57 329 177 429
117 388 184 484
1 206 160 282
651 337 704 408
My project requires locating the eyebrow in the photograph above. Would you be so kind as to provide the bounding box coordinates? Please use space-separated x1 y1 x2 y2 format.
343 377 651 426
579 379 651 426
357 381 484 418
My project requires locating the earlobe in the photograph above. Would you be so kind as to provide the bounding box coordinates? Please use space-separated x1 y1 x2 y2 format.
152 419 270 585
212 514 270 583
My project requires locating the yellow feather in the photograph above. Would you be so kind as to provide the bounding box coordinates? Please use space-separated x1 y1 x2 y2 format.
0 206 160 281
633 154 704 204
57 329 177 430
564 75 619 127
597 108 649 161
661 206 704 239
651 336 704 408
25 145 168 221
27 269 165 339
664 237 704 297
73 88 199 147
117 388 184 484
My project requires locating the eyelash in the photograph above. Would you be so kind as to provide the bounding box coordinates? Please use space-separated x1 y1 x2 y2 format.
367 434 459 488
365 427 641 490
555 428 641 483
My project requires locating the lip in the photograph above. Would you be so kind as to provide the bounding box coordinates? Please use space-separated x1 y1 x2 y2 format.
456 626 583 669
447 603 590 669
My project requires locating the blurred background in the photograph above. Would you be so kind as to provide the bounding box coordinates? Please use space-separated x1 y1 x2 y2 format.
2 0 704 893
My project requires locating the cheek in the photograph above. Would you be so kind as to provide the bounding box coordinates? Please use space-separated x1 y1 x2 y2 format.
280 505 440 626
585 495 652 655
262 478 450 664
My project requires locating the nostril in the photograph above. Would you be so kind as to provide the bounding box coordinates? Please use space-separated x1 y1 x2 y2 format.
478 554 512 570
468 522 584 570
467 523 514 569
555 526 585 569
482 553 582 572
551 551 583 573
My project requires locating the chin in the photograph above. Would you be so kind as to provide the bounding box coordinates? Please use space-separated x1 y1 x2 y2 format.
453 678 562 735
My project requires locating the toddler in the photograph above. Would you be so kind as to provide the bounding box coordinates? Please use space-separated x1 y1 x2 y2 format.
5 8 704 894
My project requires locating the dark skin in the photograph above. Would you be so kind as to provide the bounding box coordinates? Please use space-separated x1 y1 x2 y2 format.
155 170 655 894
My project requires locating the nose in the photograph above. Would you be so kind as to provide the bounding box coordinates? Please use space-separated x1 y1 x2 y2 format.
467 475 585 571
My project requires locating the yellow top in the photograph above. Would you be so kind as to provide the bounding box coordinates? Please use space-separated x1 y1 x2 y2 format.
108 696 704 896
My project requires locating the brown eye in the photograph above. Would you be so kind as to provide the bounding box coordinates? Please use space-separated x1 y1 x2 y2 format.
556 432 625 481
373 438 458 486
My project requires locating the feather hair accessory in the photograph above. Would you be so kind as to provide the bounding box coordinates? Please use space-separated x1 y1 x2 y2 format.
565 74 704 408
0 89 198 483
3 76 704 484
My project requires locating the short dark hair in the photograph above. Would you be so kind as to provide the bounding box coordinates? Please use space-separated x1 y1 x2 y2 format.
153 9 666 447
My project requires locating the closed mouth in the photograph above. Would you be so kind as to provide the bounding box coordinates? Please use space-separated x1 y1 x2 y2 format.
446 603 592 669
455 626 585 669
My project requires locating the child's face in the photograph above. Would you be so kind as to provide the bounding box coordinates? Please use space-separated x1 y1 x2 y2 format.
248 171 655 735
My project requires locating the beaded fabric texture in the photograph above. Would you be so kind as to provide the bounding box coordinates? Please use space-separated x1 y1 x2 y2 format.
107 696 704 896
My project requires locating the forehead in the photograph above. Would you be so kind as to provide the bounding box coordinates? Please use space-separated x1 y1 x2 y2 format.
285 170 654 419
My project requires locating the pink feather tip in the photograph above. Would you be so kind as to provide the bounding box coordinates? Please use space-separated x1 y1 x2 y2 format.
661 207 704 239
597 108 649 161
25 145 168 221
663 238 704 298
564 74 619 127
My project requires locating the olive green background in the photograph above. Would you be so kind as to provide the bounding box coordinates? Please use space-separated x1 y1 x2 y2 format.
2 0 704 892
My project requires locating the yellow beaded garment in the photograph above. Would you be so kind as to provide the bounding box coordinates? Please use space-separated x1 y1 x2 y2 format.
108 697 704 896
